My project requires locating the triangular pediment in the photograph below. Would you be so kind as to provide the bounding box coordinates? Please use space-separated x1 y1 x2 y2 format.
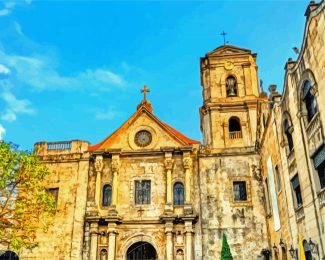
206 45 252 57
89 104 200 152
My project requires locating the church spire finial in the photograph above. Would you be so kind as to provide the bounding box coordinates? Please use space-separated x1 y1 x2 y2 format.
141 84 150 102
137 84 153 112
220 31 228 45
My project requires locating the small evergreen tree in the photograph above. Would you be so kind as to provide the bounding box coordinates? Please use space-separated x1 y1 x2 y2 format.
220 233 233 260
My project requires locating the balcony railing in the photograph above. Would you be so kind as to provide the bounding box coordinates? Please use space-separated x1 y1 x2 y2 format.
47 141 72 150
318 188 325 208
229 131 242 139
295 206 305 222
306 112 320 139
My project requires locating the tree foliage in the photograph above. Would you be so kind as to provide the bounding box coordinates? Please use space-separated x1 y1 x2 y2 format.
220 233 233 260
0 141 56 251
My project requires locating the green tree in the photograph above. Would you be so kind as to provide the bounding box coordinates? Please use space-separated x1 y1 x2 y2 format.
220 233 233 260
0 141 56 251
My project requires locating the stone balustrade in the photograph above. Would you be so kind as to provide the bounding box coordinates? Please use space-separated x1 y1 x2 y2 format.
229 131 242 139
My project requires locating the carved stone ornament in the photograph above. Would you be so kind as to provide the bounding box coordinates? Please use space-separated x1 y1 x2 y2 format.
183 157 192 169
111 158 120 173
95 156 104 172
164 158 174 171
224 61 234 70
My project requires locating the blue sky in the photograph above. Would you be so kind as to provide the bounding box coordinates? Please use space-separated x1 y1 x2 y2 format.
0 0 309 150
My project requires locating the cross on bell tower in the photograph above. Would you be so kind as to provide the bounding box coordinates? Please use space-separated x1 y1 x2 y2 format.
141 84 150 102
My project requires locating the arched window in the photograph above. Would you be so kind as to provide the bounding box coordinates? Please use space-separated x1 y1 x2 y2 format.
173 182 184 205
284 119 294 152
303 80 318 122
100 249 108 260
102 184 112 207
176 249 184 260
226 76 238 97
229 117 242 139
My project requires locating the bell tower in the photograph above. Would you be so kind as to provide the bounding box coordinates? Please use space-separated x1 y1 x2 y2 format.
199 45 260 152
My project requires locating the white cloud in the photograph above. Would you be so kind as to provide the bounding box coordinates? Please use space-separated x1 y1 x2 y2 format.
0 91 35 122
0 124 5 140
0 2 16 17
0 64 10 79
1 110 16 122
94 107 122 120
0 50 125 91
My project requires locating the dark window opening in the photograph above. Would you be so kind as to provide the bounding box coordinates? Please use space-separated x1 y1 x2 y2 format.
275 165 281 192
317 161 325 189
48 188 59 204
303 80 318 122
173 182 184 205
229 117 242 139
284 119 294 151
226 76 238 97
233 181 247 201
291 174 303 208
102 184 112 207
135 180 151 205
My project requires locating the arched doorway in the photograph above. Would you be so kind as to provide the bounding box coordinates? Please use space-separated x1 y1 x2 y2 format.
126 241 157 260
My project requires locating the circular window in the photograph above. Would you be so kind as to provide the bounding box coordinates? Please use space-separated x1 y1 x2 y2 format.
134 130 152 147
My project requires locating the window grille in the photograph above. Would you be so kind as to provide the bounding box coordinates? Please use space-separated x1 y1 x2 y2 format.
135 180 151 205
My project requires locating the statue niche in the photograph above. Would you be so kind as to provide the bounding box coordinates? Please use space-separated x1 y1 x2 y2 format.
226 76 238 97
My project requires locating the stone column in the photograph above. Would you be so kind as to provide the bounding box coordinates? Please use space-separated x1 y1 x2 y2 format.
95 155 104 209
89 222 99 260
107 230 117 260
111 154 120 207
183 153 192 204
184 220 194 260
165 220 174 260
164 152 174 213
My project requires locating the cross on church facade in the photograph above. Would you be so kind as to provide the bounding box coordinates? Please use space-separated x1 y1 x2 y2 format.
220 31 227 45
137 206 144 217
141 85 150 101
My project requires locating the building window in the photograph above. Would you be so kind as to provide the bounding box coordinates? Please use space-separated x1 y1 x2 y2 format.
173 182 184 205
226 76 237 97
229 117 242 139
303 80 318 122
291 174 303 208
102 184 112 207
48 188 59 204
317 161 325 190
275 165 281 192
284 118 294 152
135 180 151 204
264 178 272 215
233 181 247 201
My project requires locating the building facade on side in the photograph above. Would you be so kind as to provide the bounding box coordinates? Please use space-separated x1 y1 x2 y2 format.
17 1 325 259
258 1 325 259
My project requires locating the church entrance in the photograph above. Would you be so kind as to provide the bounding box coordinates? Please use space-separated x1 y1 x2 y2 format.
126 242 157 260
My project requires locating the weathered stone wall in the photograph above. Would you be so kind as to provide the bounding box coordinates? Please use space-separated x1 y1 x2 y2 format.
20 140 90 260
199 153 268 259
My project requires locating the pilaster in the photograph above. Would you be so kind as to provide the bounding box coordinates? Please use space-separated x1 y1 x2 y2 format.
107 222 118 260
94 155 104 209
89 222 99 260
164 152 174 214
183 152 193 214
110 153 120 216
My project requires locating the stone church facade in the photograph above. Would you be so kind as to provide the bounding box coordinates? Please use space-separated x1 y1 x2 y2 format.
20 1 325 259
